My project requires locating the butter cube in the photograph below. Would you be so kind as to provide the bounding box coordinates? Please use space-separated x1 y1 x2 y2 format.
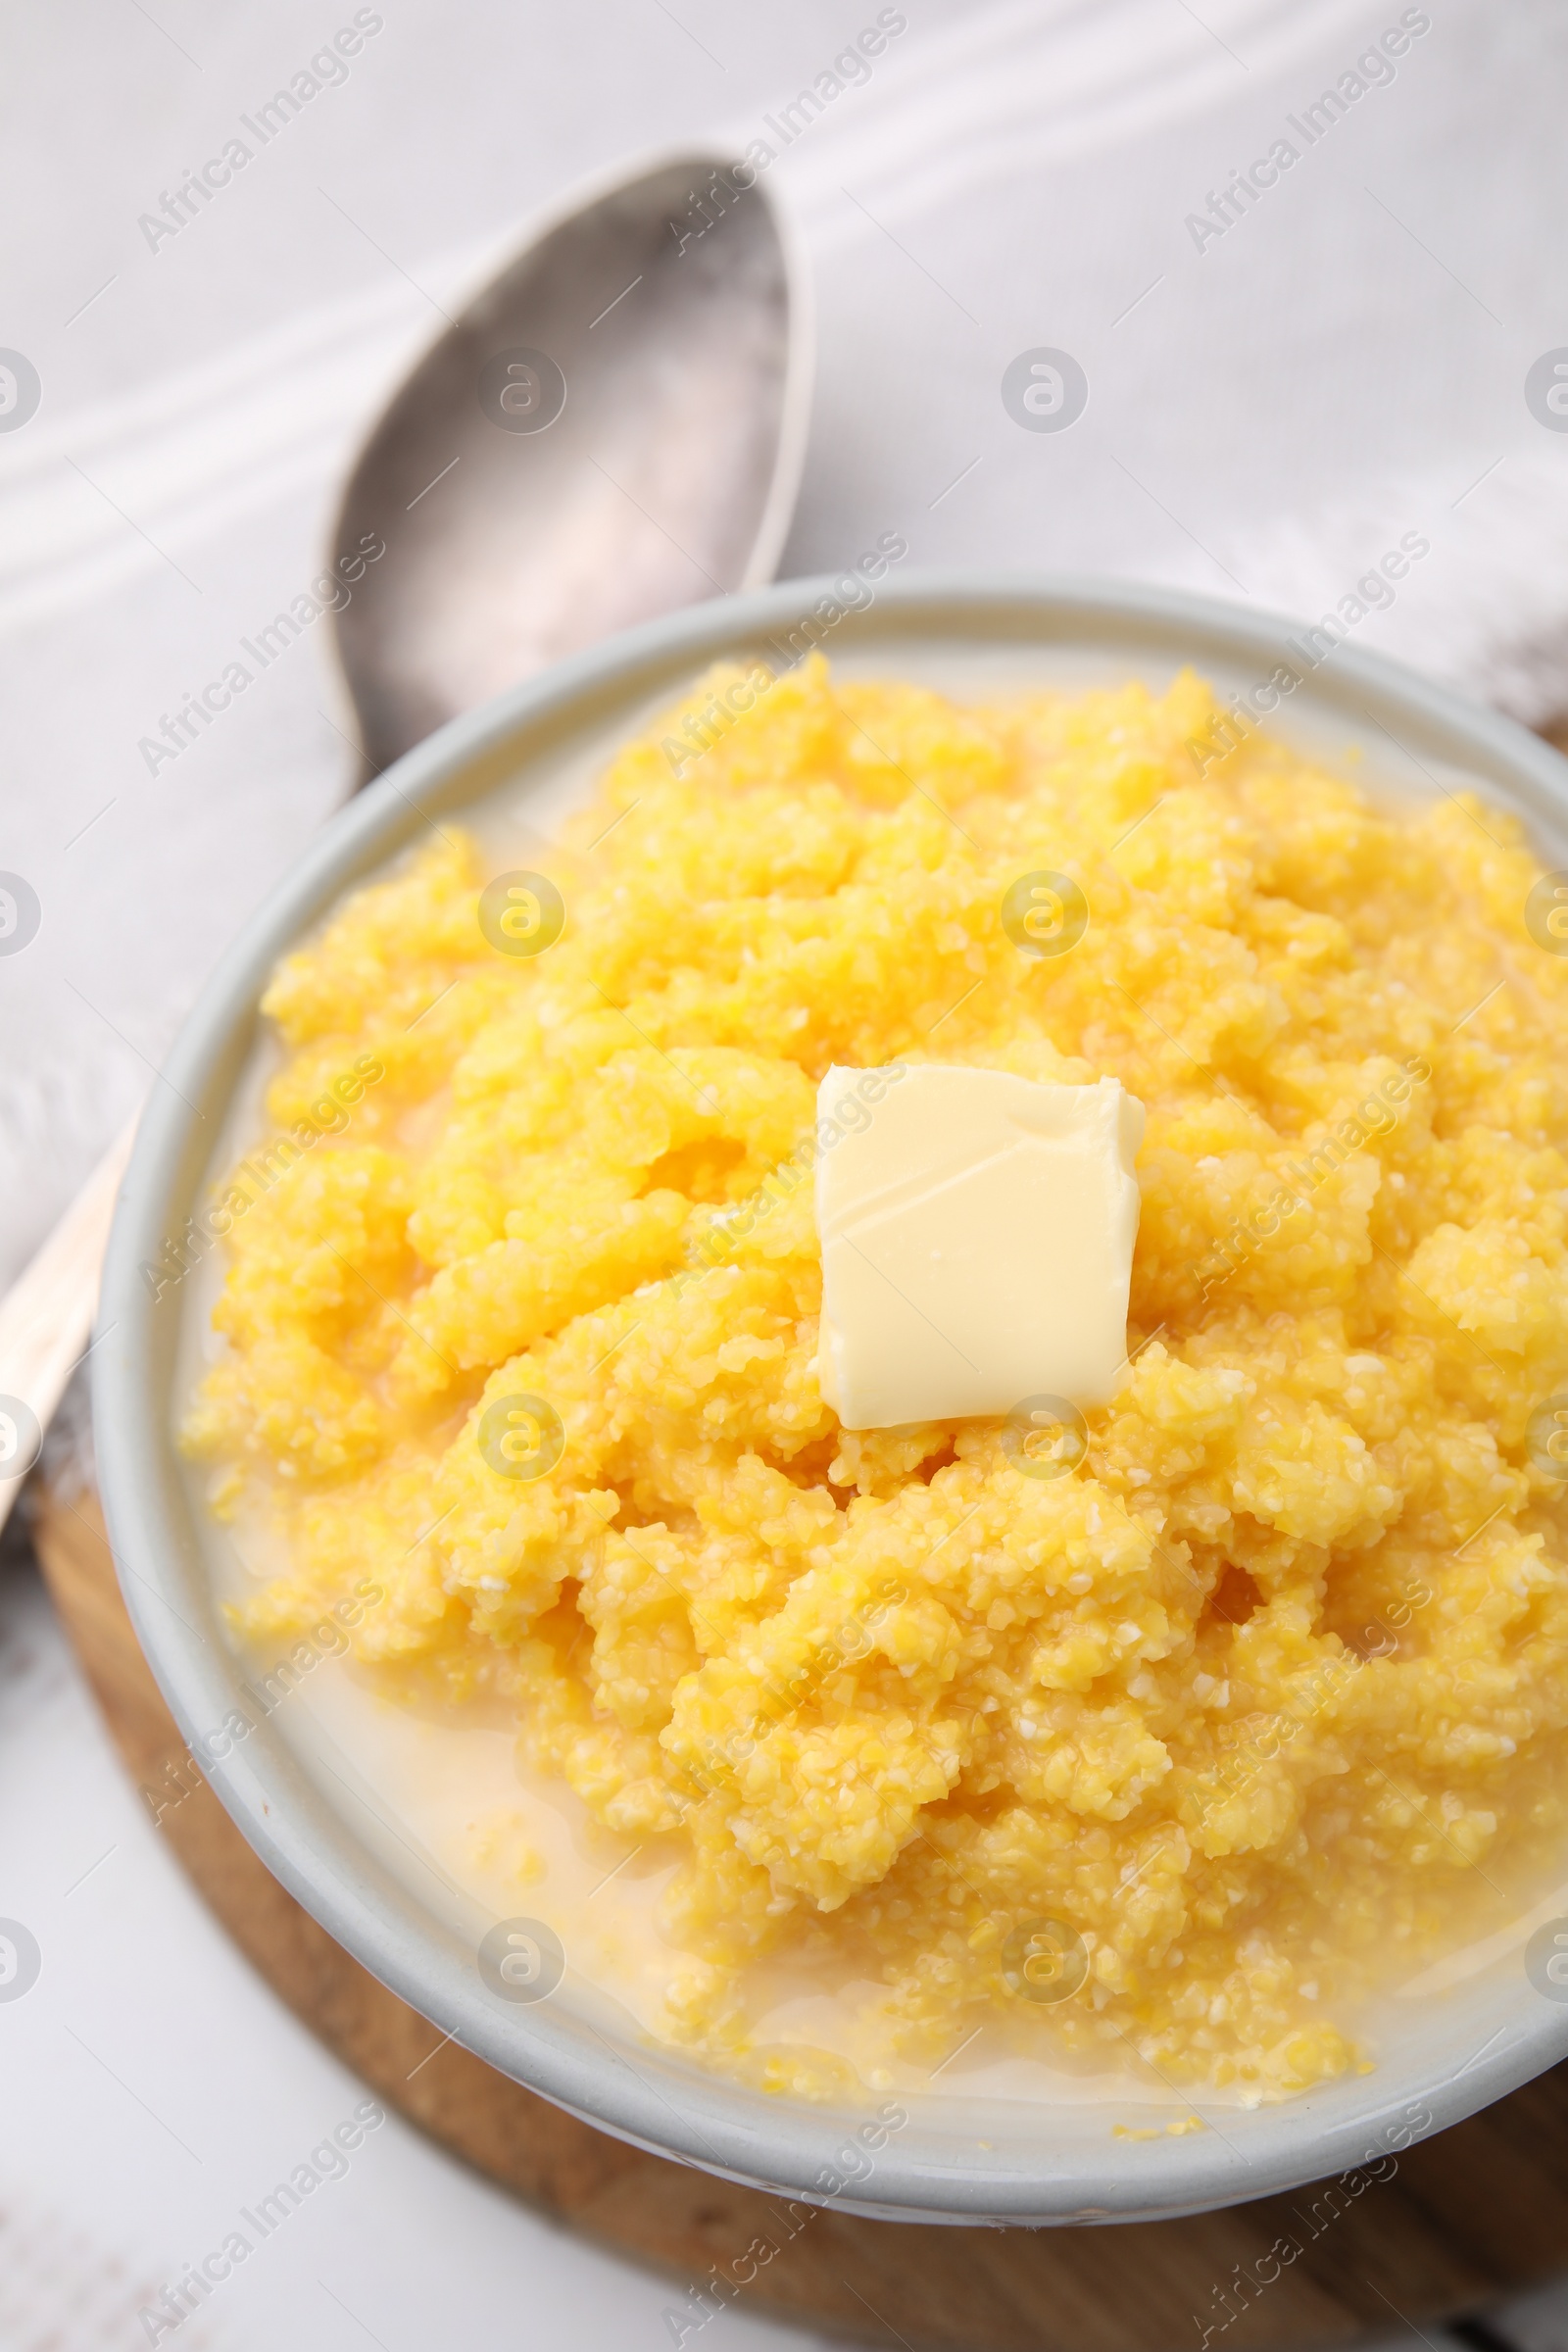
814 1064 1144 1430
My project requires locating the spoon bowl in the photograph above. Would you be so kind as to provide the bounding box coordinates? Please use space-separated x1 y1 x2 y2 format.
329 149 812 773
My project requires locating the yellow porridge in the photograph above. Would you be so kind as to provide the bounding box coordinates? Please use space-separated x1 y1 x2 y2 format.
181 654 1568 2103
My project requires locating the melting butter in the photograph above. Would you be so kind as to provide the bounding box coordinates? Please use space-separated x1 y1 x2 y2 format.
815 1064 1144 1429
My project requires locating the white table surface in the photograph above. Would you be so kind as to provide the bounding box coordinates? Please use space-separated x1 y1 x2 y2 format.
4 1 1568 2341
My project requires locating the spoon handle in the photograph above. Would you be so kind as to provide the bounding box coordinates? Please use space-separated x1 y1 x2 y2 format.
0 1118 137 1537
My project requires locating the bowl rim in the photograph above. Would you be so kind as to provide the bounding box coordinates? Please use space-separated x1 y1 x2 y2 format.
95 570 1568 2226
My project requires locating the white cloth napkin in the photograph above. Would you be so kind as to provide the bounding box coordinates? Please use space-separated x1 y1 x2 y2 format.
4 4 1568 2344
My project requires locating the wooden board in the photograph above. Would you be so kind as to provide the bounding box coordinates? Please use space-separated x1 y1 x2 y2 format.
32 1486 1568 2352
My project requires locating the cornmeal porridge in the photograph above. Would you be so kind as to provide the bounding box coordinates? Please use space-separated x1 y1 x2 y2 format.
180 654 1568 2104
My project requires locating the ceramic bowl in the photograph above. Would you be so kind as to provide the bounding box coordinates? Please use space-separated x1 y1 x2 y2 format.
96 575 1568 2225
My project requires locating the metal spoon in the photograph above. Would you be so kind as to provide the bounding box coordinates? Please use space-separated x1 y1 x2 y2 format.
0 147 811 1530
